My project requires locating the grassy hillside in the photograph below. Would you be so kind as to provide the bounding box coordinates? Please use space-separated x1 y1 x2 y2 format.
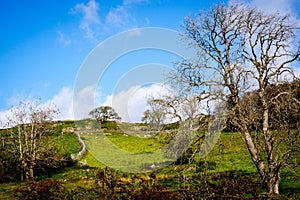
0 121 299 199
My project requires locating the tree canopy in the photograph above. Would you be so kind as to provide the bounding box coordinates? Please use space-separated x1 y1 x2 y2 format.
89 106 121 123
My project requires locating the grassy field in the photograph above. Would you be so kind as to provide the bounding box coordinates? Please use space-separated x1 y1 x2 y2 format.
0 121 299 199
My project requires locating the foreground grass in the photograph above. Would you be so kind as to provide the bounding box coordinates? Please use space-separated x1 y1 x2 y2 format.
205 132 256 172
0 182 19 199
1 127 299 199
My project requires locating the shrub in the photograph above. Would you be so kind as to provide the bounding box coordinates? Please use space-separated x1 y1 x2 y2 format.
93 167 173 199
14 179 65 200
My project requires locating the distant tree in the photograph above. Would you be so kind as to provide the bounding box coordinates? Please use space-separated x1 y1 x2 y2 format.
89 106 121 128
141 99 169 131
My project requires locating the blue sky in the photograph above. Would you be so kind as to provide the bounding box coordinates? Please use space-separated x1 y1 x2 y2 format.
0 0 300 122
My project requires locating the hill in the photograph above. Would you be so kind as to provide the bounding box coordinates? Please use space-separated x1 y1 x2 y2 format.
0 120 299 199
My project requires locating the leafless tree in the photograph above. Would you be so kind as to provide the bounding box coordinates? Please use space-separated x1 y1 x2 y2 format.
5 100 59 180
141 99 169 131
176 2 300 194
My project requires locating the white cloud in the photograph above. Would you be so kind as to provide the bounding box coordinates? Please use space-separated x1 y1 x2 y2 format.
56 30 71 46
100 83 215 123
105 4 145 30
0 109 12 128
249 0 295 15
105 0 151 31
227 0 300 84
102 83 171 122
70 0 100 41
292 66 300 78
73 84 100 119
45 87 73 120
123 0 149 6
69 0 150 41
0 87 73 128
0 85 103 128
6 93 34 108
106 6 132 28
231 0 299 16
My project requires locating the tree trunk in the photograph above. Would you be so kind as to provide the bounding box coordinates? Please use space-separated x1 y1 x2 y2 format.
29 163 34 180
242 127 281 195
260 89 280 195
20 159 26 181
265 173 280 195
240 127 266 175
22 161 29 180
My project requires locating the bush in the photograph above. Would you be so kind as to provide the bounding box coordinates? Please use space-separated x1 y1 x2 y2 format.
93 167 173 199
14 179 65 200
101 121 121 131
196 161 217 172
162 122 180 130
0 143 21 183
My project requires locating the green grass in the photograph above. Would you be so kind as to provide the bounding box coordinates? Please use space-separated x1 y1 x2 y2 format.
0 182 20 200
106 132 164 152
79 130 299 194
80 151 105 168
1 121 299 199
204 132 256 172
81 132 170 173
52 132 82 156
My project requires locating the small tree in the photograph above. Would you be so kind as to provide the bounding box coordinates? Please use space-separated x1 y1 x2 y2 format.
141 99 168 131
5 100 59 180
89 106 121 128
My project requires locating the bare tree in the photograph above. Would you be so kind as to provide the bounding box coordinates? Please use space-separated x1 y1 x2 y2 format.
141 99 168 131
5 100 59 180
177 2 300 194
